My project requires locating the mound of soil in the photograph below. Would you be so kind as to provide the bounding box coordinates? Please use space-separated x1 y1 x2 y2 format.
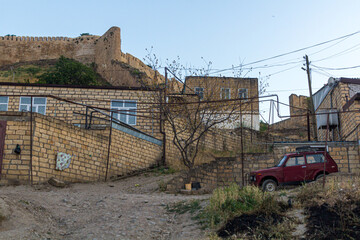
217 213 283 238
306 203 360 239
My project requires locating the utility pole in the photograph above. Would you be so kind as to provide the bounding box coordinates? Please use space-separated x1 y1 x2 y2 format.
303 55 318 141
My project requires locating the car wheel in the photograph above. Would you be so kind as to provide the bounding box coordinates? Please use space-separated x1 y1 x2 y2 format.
315 174 324 181
262 179 277 192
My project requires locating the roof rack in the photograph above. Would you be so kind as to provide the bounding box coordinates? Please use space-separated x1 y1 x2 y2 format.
296 146 326 153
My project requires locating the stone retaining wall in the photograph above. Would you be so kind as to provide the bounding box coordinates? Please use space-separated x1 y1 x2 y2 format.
0 112 162 183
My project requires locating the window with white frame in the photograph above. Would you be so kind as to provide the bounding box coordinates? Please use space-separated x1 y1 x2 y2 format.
238 88 248 99
220 88 231 99
111 100 137 125
194 87 204 100
0 97 9 111
19 97 47 115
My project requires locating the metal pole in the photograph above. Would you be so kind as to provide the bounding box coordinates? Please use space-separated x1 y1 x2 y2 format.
105 111 113 181
240 99 245 186
30 96 33 185
250 102 253 143
323 112 330 188
85 106 88 129
160 68 168 167
307 112 311 141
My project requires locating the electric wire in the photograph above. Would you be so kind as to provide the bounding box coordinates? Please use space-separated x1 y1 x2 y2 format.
209 30 360 74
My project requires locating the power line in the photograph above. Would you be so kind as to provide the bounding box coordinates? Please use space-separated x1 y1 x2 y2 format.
209 29 360 74
312 64 360 71
312 42 360 63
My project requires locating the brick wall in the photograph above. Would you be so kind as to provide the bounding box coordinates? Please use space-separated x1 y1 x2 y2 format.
183 76 260 130
316 82 349 141
167 142 360 191
1 113 31 181
165 118 270 170
270 94 316 141
0 83 161 139
341 101 360 141
0 112 162 183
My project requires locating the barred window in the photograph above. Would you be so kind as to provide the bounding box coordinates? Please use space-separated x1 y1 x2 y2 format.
19 97 47 115
111 100 137 125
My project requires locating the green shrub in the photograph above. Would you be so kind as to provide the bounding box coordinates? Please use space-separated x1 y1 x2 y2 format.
199 184 278 228
38 56 98 86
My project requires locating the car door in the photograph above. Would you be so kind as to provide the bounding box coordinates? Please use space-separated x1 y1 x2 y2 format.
283 154 306 183
305 153 325 180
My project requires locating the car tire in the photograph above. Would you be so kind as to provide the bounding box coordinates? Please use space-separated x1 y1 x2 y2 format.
262 179 277 192
315 174 324 181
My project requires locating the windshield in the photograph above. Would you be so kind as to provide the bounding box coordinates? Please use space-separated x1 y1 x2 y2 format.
275 156 287 167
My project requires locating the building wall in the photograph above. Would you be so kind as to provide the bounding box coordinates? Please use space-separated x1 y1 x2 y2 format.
342 100 360 141
0 113 162 183
0 83 161 139
0 114 31 181
271 94 314 141
316 82 355 141
164 118 270 170
184 76 259 130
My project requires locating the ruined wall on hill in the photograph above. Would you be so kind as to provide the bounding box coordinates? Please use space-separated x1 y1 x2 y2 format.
0 27 164 87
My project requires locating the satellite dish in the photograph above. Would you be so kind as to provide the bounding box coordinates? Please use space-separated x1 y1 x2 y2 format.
328 77 335 86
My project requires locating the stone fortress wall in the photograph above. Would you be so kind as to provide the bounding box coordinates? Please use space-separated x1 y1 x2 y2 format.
0 27 164 87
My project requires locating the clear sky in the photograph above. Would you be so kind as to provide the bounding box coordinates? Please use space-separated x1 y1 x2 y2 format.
1 1 360 122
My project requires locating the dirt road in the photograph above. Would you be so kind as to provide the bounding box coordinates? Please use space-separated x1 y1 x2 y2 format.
0 173 209 240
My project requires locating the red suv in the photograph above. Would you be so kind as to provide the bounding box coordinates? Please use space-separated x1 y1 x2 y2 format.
250 147 338 192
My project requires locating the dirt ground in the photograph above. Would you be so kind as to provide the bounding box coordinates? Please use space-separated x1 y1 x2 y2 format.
0 173 210 240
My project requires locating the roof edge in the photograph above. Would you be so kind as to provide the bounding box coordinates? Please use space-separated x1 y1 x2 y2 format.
0 82 157 91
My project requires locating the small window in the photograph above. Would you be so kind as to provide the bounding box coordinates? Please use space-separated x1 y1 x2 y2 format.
19 97 47 115
286 156 305 167
0 96 8 111
306 154 325 164
111 100 137 125
194 87 204 100
238 88 248 99
220 88 231 99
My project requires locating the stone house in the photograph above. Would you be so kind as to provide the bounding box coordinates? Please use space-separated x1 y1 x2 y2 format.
184 76 260 130
313 77 360 141
0 82 163 184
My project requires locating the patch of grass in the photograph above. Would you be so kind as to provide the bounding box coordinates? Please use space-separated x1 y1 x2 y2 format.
158 180 167 192
166 199 202 214
198 184 280 228
295 175 360 239
150 166 176 176
296 182 323 206
251 217 295 240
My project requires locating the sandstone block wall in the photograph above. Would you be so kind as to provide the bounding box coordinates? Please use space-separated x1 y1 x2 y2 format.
0 113 162 183
316 82 350 141
341 100 360 141
0 27 164 88
168 142 359 191
164 118 270 170
270 94 315 141
0 83 161 138
0 114 31 181
0 35 99 66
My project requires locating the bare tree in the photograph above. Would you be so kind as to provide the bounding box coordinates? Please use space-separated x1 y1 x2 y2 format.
144 50 256 170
